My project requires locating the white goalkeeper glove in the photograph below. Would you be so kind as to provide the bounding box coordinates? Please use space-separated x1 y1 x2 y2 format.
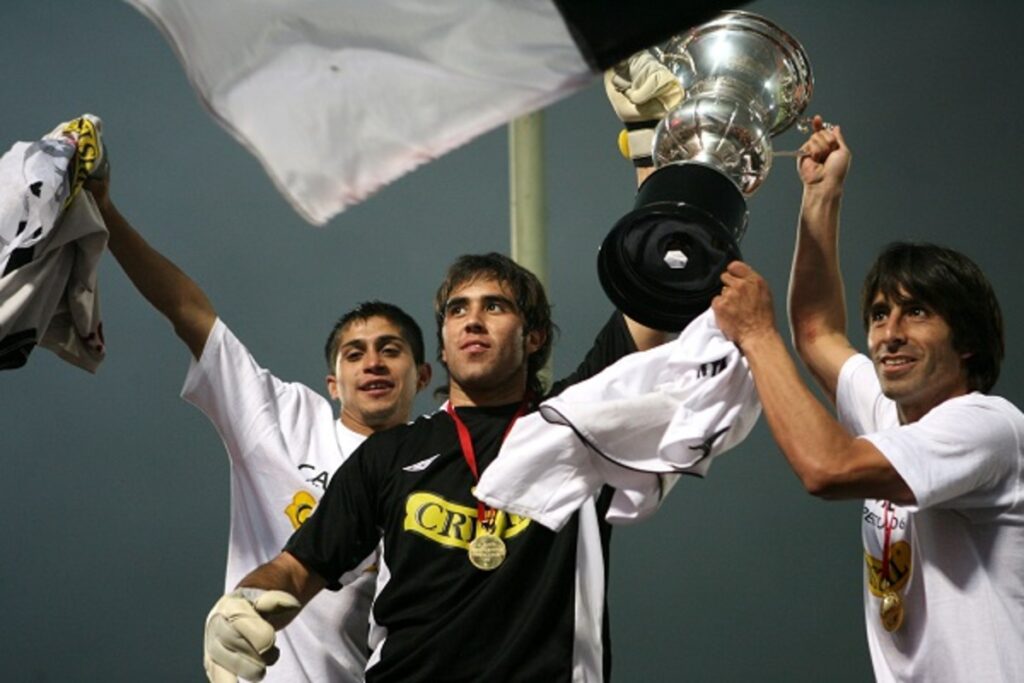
203 588 302 683
604 52 684 166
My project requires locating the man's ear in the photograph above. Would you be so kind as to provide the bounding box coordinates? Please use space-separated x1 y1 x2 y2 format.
416 363 433 392
326 374 340 401
525 328 546 355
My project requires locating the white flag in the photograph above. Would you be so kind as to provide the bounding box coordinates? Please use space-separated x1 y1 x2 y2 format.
125 0 736 224
125 0 591 224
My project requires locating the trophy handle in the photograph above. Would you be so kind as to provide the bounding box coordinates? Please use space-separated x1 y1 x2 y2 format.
794 117 835 134
773 149 811 159
774 117 836 158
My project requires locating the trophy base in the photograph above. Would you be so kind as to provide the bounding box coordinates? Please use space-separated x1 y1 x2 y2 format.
598 163 745 331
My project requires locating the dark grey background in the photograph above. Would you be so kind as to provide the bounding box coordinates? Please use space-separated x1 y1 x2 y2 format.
3 2 1021 680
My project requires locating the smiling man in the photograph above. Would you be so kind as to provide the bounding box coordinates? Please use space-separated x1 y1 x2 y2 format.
711 121 1024 680
204 252 668 683
88 174 431 683
326 308 430 434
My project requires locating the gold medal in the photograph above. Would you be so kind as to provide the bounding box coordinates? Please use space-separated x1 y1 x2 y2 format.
880 590 904 632
446 399 527 573
468 533 506 571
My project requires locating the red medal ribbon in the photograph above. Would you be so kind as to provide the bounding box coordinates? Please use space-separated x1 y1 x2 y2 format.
445 397 530 530
880 500 895 586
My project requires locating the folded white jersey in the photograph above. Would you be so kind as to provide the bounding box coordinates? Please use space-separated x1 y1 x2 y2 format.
0 115 107 372
476 308 761 530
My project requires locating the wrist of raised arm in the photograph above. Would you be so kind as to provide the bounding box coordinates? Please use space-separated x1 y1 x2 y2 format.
736 326 786 360
802 183 844 209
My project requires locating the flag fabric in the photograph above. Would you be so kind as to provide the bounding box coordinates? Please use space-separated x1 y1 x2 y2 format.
125 0 736 224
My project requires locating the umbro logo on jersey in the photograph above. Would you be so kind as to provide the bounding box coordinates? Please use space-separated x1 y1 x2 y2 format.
403 454 442 472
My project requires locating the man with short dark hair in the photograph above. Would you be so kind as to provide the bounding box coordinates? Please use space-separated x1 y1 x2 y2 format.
711 120 1024 681
204 252 668 683
87 174 431 683
322 300 430 435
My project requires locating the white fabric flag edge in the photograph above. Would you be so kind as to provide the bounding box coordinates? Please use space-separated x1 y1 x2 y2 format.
124 0 594 225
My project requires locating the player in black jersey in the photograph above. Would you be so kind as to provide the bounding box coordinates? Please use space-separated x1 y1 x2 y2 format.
203 253 670 683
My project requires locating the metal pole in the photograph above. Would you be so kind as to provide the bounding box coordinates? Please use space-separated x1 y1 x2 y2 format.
509 112 547 285
508 111 551 382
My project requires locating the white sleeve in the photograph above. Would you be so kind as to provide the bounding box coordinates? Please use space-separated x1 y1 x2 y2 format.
835 354 897 435
180 318 328 464
862 396 1021 512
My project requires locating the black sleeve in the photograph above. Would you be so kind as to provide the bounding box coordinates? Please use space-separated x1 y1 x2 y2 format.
548 310 637 397
284 438 384 590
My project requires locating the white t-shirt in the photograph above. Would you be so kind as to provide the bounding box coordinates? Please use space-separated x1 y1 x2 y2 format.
837 354 1024 682
182 318 374 682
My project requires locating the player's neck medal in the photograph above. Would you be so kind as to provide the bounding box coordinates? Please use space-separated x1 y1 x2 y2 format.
468 533 506 571
446 397 531 573
880 590 904 632
877 501 905 632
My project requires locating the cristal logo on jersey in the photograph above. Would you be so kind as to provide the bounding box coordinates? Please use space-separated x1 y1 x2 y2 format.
285 491 317 529
403 491 530 549
286 464 331 529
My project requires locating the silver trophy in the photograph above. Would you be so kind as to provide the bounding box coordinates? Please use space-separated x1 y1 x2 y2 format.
598 11 813 330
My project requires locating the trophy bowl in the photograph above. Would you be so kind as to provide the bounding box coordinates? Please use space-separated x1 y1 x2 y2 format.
658 11 813 139
598 11 813 331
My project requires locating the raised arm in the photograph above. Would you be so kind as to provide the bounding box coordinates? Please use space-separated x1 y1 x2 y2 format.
713 261 913 504
788 117 857 401
623 314 671 351
605 53 678 352
86 175 215 358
